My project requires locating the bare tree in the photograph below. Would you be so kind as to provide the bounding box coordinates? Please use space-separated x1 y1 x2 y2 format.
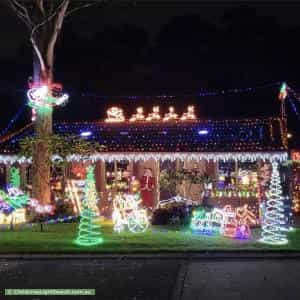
8 0 99 204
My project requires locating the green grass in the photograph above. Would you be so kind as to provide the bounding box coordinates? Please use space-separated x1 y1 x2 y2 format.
0 222 299 253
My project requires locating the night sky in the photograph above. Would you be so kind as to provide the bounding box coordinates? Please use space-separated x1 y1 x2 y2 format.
0 2 300 146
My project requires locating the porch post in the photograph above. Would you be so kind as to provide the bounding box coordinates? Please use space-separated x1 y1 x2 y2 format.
183 159 187 198
95 160 106 193
5 165 11 186
155 160 160 206
20 164 27 190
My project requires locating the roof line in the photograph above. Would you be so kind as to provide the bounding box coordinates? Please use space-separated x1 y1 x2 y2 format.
56 116 281 125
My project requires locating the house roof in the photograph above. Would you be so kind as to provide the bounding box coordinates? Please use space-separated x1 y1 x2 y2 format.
0 117 287 155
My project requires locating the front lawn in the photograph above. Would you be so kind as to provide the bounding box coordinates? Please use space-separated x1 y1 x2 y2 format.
0 222 299 253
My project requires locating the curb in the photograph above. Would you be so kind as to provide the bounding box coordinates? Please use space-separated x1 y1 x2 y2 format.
1 251 300 260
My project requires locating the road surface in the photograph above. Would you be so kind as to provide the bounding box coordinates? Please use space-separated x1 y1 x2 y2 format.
0 257 299 300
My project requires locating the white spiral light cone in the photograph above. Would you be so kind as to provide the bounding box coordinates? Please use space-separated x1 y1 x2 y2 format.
260 161 288 245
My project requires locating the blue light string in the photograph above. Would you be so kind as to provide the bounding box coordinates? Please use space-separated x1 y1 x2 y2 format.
1 81 281 100
287 85 300 102
288 97 300 121
0 215 78 231
0 80 284 141
0 102 27 138
44 215 78 224
78 81 281 100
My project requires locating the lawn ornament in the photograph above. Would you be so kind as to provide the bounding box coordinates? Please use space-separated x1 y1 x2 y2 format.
190 208 214 234
112 193 149 233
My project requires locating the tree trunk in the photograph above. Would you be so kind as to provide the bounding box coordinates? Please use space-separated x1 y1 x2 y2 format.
32 111 52 204
31 54 53 205
13 0 71 205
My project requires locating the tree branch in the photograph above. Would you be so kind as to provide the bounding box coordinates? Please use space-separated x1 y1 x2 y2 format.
35 0 45 15
10 0 33 29
11 0 32 19
30 0 67 41
28 0 68 76
64 1 100 18
30 36 46 72
46 0 70 78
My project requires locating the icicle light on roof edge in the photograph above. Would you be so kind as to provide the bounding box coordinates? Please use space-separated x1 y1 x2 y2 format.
0 152 288 165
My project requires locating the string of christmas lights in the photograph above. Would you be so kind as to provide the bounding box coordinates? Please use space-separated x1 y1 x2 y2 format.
0 103 27 138
0 81 284 142
286 84 300 102
43 215 78 224
0 215 78 230
77 81 281 100
1 81 282 100
0 117 287 155
288 97 300 121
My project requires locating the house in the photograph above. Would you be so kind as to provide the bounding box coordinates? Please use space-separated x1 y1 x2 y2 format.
0 108 289 222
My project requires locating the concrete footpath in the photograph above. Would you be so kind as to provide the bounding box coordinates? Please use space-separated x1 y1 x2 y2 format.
0 254 299 300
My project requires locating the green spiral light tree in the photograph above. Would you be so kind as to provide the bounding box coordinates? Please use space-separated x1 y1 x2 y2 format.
74 166 103 246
